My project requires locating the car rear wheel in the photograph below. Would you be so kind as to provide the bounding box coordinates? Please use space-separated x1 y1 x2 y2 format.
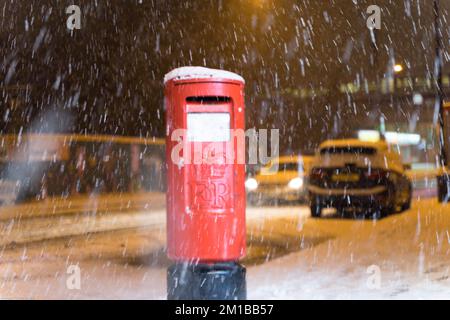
401 183 412 211
379 206 392 218
382 183 398 215
401 199 411 211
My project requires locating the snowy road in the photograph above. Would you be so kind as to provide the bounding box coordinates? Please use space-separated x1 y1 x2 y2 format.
248 199 450 299
0 193 449 299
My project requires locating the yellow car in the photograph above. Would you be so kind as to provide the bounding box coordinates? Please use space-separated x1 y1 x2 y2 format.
245 155 314 205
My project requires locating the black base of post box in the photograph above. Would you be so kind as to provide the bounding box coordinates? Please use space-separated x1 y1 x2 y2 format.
437 174 450 203
167 262 246 300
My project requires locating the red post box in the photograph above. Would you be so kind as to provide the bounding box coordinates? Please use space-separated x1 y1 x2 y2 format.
164 67 246 263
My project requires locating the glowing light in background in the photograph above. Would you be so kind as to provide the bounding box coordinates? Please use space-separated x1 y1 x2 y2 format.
394 64 404 73
358 130 421 146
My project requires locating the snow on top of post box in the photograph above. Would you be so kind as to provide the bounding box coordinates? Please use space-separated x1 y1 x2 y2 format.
164 66 245 84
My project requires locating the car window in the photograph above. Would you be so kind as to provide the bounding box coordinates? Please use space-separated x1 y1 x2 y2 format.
320 147 377 155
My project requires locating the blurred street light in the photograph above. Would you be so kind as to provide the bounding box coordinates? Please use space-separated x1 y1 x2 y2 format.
393 64 403 73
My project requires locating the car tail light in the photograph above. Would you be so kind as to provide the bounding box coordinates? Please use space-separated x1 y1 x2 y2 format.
310 168 327 180
364 169 389 181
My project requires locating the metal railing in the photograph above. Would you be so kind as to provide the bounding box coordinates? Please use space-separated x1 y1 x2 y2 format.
0 134 166 203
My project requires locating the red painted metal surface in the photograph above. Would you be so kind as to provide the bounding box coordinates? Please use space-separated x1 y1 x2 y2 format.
165 74 246 262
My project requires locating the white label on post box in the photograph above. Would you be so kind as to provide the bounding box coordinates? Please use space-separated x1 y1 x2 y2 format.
187 113 230 142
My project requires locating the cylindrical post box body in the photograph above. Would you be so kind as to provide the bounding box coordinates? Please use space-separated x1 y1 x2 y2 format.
165 67 246 262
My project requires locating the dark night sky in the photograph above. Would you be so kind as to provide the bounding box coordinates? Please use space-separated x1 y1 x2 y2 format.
1 0 449 152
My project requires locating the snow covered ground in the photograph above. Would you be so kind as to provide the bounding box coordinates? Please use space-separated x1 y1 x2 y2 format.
0 193 449 299
249 199 450 299
0 198 311 299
